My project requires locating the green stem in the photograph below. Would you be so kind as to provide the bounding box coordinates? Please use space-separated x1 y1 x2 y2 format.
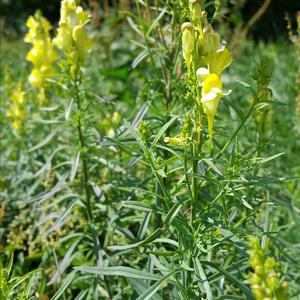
73 77 113 300
74 80 93 222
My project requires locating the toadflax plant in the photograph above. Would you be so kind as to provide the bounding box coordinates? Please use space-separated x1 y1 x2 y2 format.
10 0 296 299
75 0 292 299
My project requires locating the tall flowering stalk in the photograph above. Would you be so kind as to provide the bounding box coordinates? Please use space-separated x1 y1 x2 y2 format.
54 0 94 222
182 0 232 146
25 11 57 103
53 3 110 297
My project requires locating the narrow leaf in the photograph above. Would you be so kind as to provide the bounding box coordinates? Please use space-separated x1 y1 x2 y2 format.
51 271 76 300
70 150 81 181
136 269 180 300
48 238 82 285
194 258 213 300
108 228 165 251
45 200 78 235
151 116 178 149
29 128 59 152
75 266 161 280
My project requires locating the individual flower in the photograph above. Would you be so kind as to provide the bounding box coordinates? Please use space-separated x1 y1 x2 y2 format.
189 0 204 31
198 73 223 145
202 27 221 55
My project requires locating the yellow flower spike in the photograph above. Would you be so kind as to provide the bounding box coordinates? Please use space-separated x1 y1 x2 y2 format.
54 0 92 73
25 11 57 102
208 47 232 75
201 73 223 146
181 22 195 76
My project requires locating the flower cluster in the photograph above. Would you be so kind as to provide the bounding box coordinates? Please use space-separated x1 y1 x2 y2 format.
25 11 57 102
248 237 288 300
181 0 232 146
7 82 27 132
54 0 92 79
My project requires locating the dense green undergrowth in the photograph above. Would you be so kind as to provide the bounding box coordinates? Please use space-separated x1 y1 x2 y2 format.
0 1 299 299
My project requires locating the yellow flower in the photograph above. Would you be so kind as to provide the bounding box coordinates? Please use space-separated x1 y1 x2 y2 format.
189 0 203 30
200 73 223 146
28 68 43 88
181 22 195 75
112 112 121 124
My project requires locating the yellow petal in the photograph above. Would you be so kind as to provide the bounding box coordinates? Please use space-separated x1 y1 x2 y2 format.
208 47 232 75
202 73 222 95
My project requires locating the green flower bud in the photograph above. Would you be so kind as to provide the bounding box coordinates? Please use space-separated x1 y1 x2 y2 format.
203 27 221 54
266 272 279 290
164 136 184 145
181 22 195 75
264 257 276 272
189 0 203 29
139 120 151 142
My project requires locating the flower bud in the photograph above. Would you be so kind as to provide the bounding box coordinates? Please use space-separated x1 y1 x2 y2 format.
164 137 184 145
203 28 221 54
181 22 195 75
189 0 203 29
266 271 279 290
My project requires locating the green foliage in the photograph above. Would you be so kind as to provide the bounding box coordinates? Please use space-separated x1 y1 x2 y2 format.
0 1 299 300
